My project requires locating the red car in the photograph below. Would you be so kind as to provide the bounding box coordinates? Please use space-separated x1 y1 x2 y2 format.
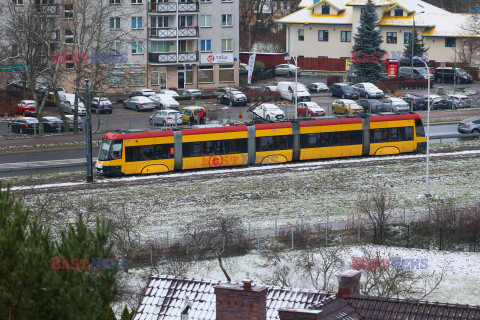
15 100 36 116
297 102 326 117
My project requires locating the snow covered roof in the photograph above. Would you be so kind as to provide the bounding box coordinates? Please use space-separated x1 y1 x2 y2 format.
421 13 476 38
132 275 480 320
346 0 394 6
278 0 353 25
307 0 346 11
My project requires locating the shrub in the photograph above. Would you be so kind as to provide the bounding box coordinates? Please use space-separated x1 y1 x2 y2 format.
327 75 343 87
0 90 28 116
194 94 217 100
375 77 434 92
244 91 282 103
254 61 265 71
174 96 192 101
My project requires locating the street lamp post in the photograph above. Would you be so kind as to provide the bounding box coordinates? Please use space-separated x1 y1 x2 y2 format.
294 23 308 120
415 58 431 196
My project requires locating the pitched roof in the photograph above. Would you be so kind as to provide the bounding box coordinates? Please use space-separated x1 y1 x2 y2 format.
277 0 353 25
133 275 335 320
346 294 480 319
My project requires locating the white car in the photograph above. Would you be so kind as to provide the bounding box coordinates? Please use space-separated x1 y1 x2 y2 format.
353 83 384 98
123 96 156 111
382 98 410 112
60 93 86 116
263 86 278 92
149 94 180 110
130 89 155 97
150 109 182 126
277 81 311 102
422 94 443 104
251 103 285 122
158 89 179 97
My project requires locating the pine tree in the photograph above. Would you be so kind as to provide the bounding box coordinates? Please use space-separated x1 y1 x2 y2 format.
352 0 386 83
120 306 130 320
403 29 429 65
0 184 118 320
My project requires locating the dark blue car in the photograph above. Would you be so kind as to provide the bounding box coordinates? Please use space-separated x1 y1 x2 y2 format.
330 83 359 99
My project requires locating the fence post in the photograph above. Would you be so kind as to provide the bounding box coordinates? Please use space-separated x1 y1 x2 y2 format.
249 222 251 238
291 228 294 250
137 232 140 246
301 217 304 231
428 205 431 220
474 231 476 252
257 230 260 251
187 241 189 260
358 220 361 244
325 213 329 246
439 229 443 251
403 207 406 223
407 225 410 247
166 230 169 248
222 236 225 252
150 241 153 265
275 219 278 237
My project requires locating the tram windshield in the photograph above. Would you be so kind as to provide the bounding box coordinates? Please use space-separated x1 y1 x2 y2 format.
98 139 123 161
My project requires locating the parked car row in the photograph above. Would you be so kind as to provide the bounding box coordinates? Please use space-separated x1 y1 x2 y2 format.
8 116 83 134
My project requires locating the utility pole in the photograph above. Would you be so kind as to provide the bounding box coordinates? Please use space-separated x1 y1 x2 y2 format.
85 78 93 183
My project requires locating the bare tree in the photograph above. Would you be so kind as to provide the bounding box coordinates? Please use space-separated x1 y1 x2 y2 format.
358 246 445 300
298 246 345 291
356 184 394 244
109 205 145 260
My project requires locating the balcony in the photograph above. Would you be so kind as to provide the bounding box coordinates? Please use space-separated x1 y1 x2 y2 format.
35 4 60 15
178 26 198 37
149 52 177 63
178 51 198 62
148 51 199 63
148 2 176 13
178 1 198 12
149 28 177 38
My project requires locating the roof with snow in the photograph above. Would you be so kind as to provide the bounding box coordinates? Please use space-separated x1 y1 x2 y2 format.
132 275 480 320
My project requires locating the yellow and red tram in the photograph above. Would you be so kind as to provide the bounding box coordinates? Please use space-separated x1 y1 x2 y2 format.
95 113 427 176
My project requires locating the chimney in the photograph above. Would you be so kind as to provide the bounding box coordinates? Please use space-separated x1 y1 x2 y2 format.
336 270 361 298
214 274 268 320
278 308 323 320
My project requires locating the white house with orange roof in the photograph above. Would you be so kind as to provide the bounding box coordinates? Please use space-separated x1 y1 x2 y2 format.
278 0 478 64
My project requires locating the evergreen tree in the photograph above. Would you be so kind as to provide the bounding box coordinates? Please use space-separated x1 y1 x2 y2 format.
403 29 429 65
352 0 386 83
120 306 130 320
0 183 118 320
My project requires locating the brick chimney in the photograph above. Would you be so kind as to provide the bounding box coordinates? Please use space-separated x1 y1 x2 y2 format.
336 270 361 298
278 308 323 320
214 274 268 320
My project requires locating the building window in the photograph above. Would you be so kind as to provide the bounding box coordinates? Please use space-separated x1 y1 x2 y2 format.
186 66 193 84
200 0 211 2
222 14 233 27
445 37 456 47
109 0 120 4
386 32 397 44
110 17 120 29
341 31 351 42
322 4 330 14
318 30 328 42
201 40 211 52
64 4 73 19
221 39 232 51
16 17 24 31
150 40 176 53
65 55 74 69
200 15 211 27
12 44 18 56
178 15 193 27
132 41 143 54
221 0 232 2
198 65 214 83
65 29 74 44
131 17 143 29
108 68 124 87
110 42 121 53
404 32 413 44
394 8 403 16
151 16 168 30
219 64 234 82
131 0 142 3
298 29 304 41
129 68 146 86
13 0 23 4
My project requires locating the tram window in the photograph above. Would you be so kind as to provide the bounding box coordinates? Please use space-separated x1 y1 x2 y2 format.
256 135 292 152
370 127 414 143
415 119 425 137
183 141 203 158
125 144 174 162
405 127 414 140
301 131 362 148
111 140 123 159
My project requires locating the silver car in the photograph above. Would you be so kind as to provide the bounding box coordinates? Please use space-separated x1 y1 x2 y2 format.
150 109 182 126
275 64 301 76
458 117 480 134
382 98 410 112
123 96 156 111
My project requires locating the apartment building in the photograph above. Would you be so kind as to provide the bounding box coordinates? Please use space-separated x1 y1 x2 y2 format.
147 0 240 91
278 0 477 64
2 0 240 93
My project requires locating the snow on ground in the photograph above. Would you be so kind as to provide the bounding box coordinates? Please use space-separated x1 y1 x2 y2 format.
119 245 480 306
